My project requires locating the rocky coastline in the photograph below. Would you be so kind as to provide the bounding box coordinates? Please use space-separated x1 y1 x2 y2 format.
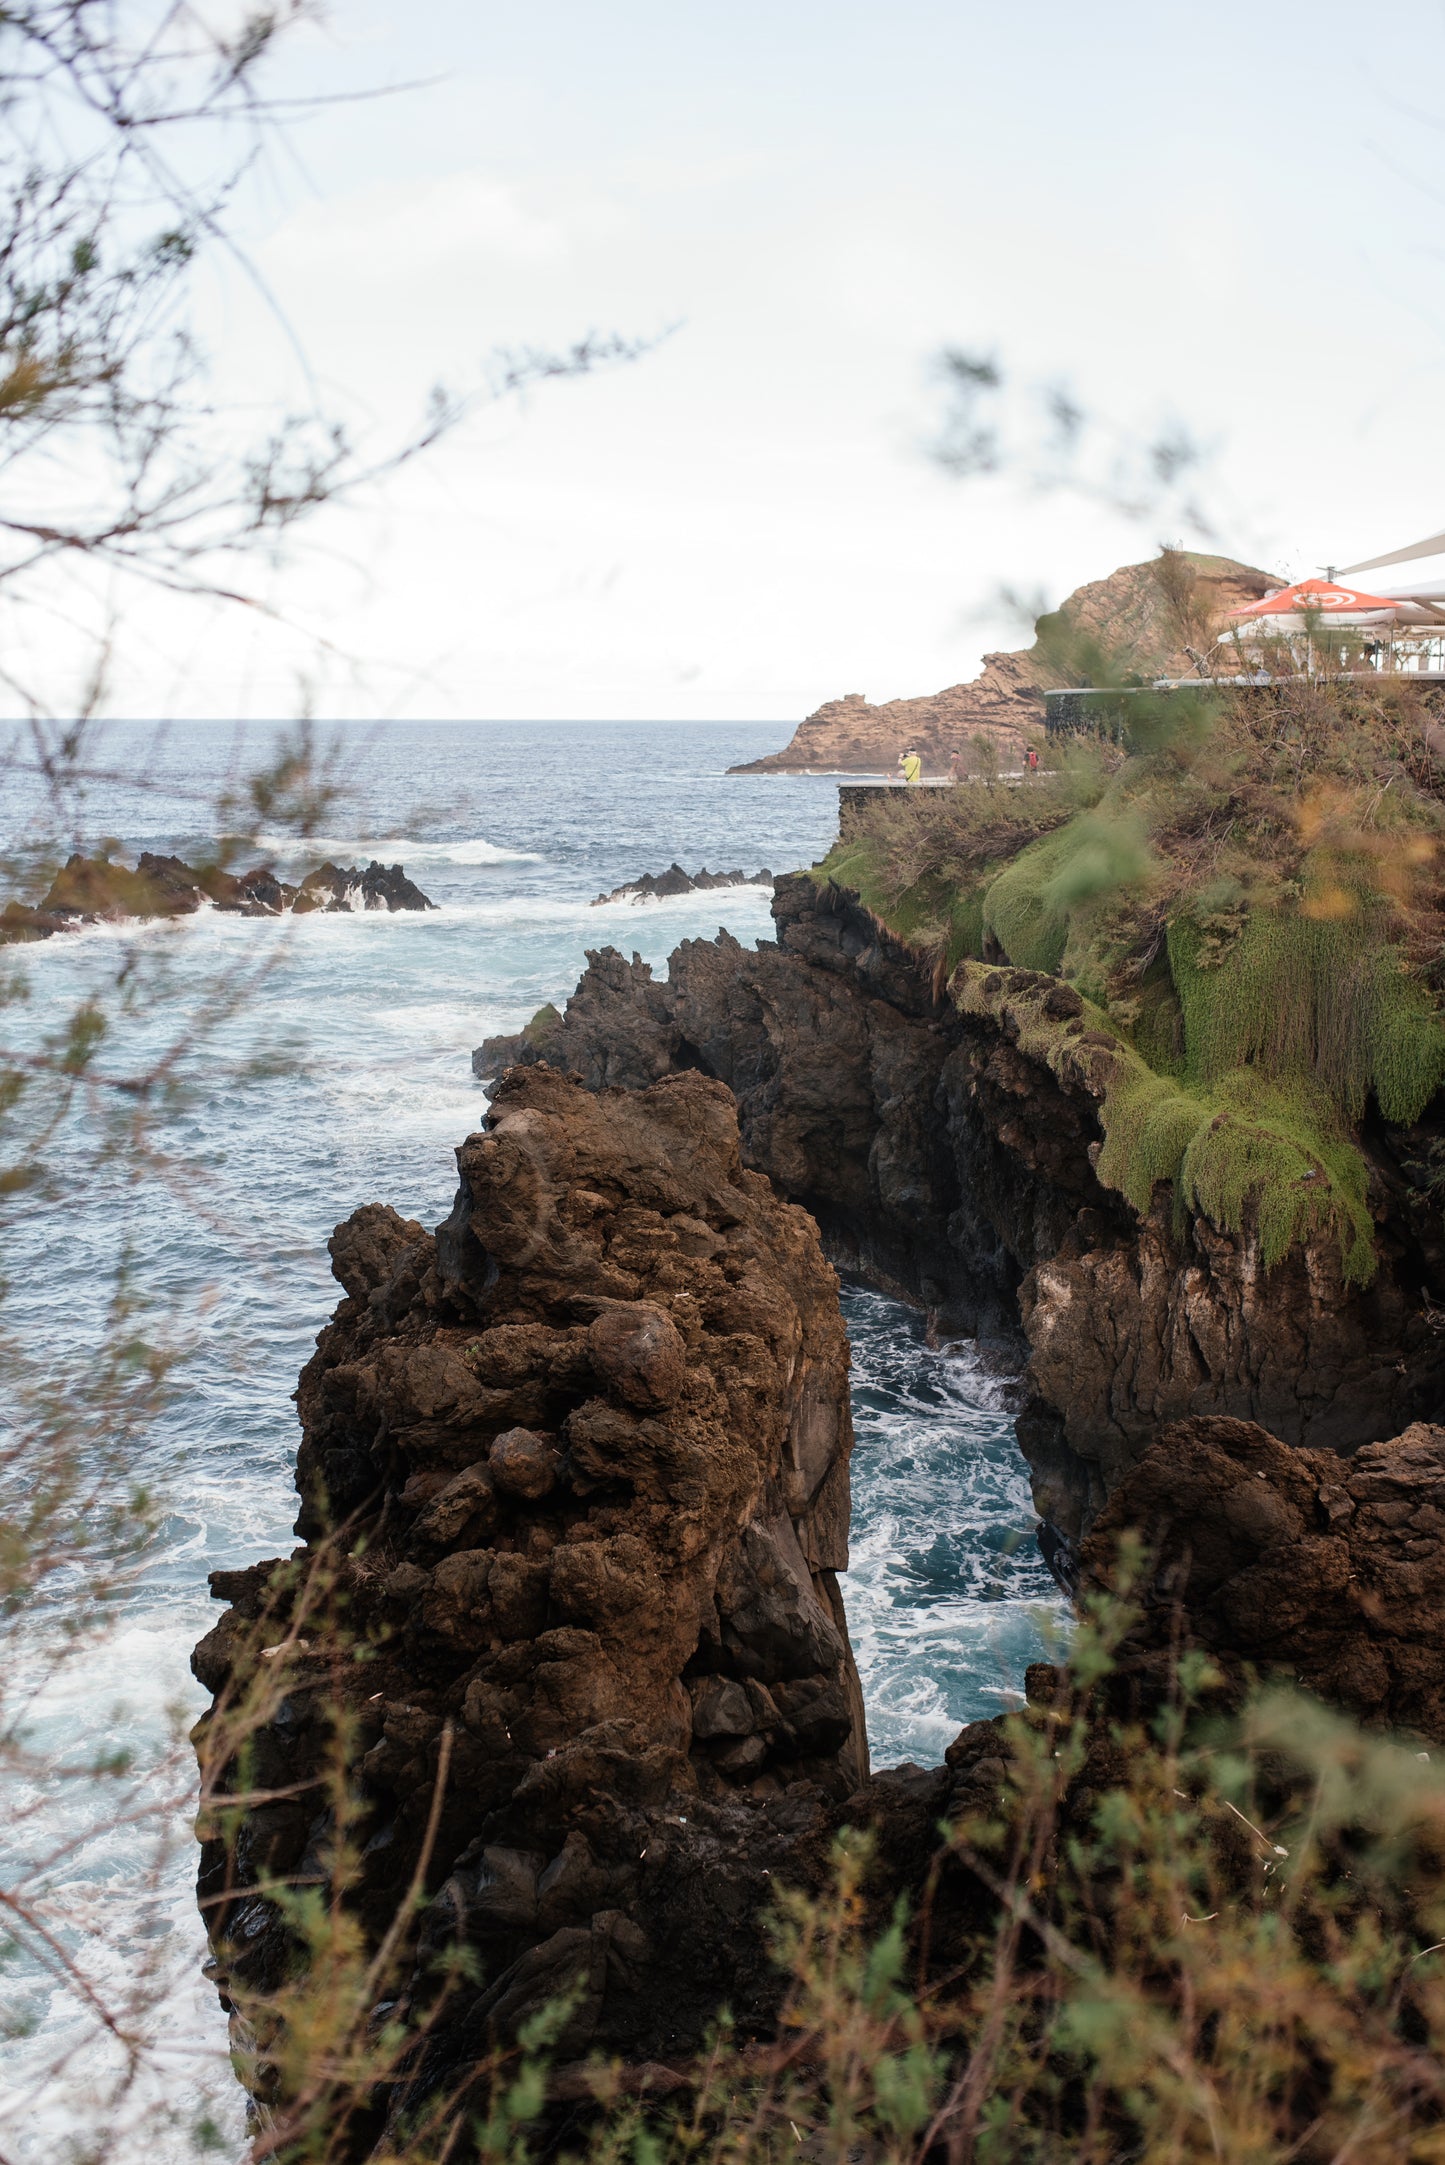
474 874 1445 1551
728 552 1278 777
195 749 1445 2143
3 849 434 939
195 1068 882 2121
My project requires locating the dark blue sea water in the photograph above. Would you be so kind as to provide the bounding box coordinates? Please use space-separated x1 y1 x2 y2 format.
0 720 1061 2155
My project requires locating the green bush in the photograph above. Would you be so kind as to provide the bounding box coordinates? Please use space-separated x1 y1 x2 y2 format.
979 828 1072 973
981 812 1156 978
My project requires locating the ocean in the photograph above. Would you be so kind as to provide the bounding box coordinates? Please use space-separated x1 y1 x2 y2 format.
0 718 1061 2156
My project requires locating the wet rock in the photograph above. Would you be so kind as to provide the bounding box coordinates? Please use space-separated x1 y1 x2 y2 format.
1079 1414 1445 1737
291 859 435 913
592 864 773 906
194 1067 872 2118
485 874 1445 1552
4 849 434 939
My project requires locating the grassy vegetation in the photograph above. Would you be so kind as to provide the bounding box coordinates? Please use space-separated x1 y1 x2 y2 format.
202 1573 1445 2162
814 833 993 976
1167 909 1445 1125
953 965 1380 1280
522 1001 564 1045
1098 1064 1377 1281
814 677 1445 1278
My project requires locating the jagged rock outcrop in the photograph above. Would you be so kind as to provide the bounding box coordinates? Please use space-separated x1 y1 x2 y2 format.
1080 1414 1445 1735
476 879 1445 1550
1 849 433 939
195 879 1445 2142
292 859 435 913
193 1067 882 2119
591 864 773 906
729 553 1279 776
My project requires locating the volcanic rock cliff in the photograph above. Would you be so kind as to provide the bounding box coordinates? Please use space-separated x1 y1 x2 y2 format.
194 1069 897 2124
729 553 1278 777
476 876 1445 1551
198 891 1445 2139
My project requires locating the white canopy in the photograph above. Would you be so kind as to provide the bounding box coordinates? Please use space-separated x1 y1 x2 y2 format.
1341 529 1445 576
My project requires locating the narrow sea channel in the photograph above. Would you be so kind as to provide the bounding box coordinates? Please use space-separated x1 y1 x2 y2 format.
0 720 1062 2157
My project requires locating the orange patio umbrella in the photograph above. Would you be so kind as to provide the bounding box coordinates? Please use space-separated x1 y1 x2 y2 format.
1228 577 1404 624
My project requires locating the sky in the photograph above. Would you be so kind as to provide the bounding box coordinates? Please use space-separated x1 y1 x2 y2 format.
31 0 1445 720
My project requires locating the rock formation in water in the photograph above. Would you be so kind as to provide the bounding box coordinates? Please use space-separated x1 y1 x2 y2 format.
293 859 435 913
193 1039 1445 2149
729 553 1279 777
1 850 434 939
193 1066 891 2120
197 844 1445 2143
477 878 1445 1556
591 864 773 907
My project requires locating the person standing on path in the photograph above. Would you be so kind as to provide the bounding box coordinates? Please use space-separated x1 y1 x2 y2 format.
898 748 922 785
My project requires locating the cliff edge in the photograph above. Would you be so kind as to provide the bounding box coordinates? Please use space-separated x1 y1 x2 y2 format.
729 551 1279 775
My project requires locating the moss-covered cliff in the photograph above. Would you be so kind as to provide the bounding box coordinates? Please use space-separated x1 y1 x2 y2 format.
812 678 1445 1286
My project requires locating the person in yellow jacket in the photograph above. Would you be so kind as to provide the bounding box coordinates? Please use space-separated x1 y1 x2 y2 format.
897 748 922 785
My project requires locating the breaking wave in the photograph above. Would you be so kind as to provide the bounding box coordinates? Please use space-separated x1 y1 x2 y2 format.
247 833 543 866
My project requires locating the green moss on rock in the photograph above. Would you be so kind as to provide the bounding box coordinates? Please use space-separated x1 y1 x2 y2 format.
1167 909 1445 1126
809 836 991 975
813 682 1445 1286
522 1001 563 1045
952 962 1378 1283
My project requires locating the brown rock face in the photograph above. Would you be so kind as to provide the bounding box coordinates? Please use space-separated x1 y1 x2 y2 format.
192 1067 869 2113
731 681 1045 779
729 553 1279 776
1080 1416 1445 1735
475 883 1445 1556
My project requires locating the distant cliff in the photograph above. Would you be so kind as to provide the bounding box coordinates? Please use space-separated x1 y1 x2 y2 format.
730 551 1279 775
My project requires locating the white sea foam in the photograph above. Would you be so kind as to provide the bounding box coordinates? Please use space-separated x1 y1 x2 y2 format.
7 720 1059 2140
592 878 775 909
248 833 543 865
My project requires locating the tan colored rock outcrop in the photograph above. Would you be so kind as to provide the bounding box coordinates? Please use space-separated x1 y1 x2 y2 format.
731 551 1279 775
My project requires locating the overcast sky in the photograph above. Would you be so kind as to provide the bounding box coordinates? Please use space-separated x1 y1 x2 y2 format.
70 0 1445 720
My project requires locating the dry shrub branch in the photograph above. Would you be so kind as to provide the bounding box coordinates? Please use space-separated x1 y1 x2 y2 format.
184 1568 1445 2164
